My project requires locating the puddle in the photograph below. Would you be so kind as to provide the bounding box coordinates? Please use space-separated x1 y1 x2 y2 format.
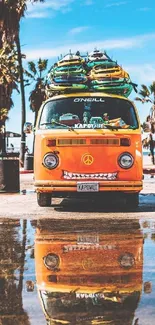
0 218 155 324
21 189 36 195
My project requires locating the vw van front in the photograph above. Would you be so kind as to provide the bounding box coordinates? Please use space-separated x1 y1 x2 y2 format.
34 92 143 207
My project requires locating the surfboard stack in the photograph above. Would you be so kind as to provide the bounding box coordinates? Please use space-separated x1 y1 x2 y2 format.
46 53 89 95
46 49 135 98
88 50 133 97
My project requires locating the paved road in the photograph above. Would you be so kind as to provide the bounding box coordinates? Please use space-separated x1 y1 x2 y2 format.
0 173 155 219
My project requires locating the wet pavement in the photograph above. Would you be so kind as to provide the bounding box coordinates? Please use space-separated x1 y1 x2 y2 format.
1 173 155 219
0 193 155 220
0 217 155 325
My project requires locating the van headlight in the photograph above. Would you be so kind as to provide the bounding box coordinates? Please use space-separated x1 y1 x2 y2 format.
119 253 135 269
43 153 59 169
43 253 60 270
118 153 134 169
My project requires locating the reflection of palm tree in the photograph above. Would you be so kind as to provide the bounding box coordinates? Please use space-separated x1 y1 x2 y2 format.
18 220 27 294
151 233 155 242
0 219 30 325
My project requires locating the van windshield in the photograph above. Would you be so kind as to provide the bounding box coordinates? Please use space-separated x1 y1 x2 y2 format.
39 97 139 130
40 290 139 321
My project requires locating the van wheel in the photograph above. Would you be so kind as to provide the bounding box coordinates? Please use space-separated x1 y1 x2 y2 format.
37 193 51 207
126 193 139 209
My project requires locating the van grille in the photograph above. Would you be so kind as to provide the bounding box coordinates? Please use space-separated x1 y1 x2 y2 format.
57 139 86 145
90 139 120 145
55 274 131 285
57 138 120 146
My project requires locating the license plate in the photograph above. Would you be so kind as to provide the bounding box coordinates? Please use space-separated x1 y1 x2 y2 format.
77 234 99 245
77 182 99 192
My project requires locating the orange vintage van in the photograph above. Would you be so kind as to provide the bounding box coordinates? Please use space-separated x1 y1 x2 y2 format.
35 219 143 325
31 92 142 207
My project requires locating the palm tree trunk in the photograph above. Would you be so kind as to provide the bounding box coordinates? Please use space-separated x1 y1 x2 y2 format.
0 1 4 49
2 122 6 153
0 121 3 153
15 33 26 166
34 110 38 127
153 93 155 123
0 129 3 153
0 122 6 154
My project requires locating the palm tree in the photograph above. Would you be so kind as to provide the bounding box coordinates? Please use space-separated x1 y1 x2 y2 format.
0 109 9 152
0 44 19 152
27 58 48 126
135 82 155 123
0 0 26 160
0 0 45 163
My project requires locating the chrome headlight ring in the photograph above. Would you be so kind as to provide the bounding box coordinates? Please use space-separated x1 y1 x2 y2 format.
43 153 59 169
43 253 60 270
118 152 134 169
119 252 135 269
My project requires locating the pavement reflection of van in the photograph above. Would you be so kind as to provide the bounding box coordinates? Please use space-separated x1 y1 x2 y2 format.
35 219 143 325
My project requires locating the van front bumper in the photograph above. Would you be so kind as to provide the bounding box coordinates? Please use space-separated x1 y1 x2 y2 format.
35 180 143 193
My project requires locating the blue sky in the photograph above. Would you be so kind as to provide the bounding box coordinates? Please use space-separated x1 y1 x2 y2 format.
7 0 155 147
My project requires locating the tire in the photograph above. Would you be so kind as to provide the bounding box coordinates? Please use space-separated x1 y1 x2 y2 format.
123 291 140 310
37 193 51 207
126 193 139 209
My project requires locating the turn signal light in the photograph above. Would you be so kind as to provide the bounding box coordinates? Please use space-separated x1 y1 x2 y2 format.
120 138 130 146
46 139 56 147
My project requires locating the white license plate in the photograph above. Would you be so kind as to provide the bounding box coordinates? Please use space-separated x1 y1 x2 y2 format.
77 234 99 245
77 182 99 192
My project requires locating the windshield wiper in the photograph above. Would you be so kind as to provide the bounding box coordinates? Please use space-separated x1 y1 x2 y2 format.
103 124 120 130
40 120 75 132
104 125 133 130
51 120 75 131
40 122 54 126
92 124 109 129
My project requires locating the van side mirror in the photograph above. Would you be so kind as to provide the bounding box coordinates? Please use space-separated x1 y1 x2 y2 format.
144 281 152 294
24 122 33 134
25 280 35 292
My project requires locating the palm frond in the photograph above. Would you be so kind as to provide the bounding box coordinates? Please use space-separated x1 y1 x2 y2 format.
24 69 34 79
28 61 37 75
29 81 46 113
0 108 9 122
38 58 48 72
141 84 149 91
135 97 143 102
145 98 152 103
139 90 150 98
149 82 155 94
139 84 150 97
27 57 48 120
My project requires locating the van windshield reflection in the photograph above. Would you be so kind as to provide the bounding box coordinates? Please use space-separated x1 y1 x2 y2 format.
39 97 139 130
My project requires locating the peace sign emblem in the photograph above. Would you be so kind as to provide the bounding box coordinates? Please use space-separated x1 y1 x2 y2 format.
82 153 94 165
